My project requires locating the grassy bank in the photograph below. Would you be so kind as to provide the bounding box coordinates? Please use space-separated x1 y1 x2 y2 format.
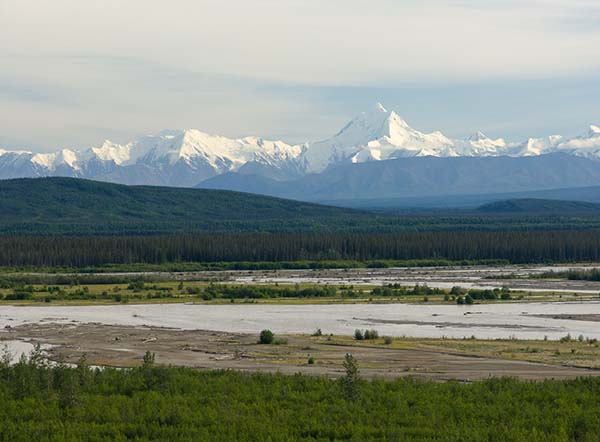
328 335 600 370
0 278 535 306
1 276 597 306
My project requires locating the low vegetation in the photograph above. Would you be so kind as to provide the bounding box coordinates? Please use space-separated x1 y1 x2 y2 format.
371 335 600 370
0 258 510 275
354 329 379 340
0 278 524 305
0 351 599 441
537 268 600 281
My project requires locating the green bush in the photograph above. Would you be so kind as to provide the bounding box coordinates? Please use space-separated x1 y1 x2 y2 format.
363 330 379 340
259 329 274 344
354 329 364 340
127 280 145 292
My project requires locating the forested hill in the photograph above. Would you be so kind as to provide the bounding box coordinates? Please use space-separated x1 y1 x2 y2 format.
4 178 600 235
0 177 371 234
477 199 600 214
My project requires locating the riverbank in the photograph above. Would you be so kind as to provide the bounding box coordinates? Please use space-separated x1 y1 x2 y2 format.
3 323 600 380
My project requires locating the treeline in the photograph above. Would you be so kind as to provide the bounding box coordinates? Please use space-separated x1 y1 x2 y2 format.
2 231 600 267
201 285 337 300
372 285 513 303
0 258 509 275
538 268 600 281
0 353 600 441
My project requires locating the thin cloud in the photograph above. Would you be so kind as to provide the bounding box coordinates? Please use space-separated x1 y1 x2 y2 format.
0 0 599 150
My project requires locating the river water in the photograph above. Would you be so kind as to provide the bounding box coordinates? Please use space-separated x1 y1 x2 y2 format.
1 301 600 340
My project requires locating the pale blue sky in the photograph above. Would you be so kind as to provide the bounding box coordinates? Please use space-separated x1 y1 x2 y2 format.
1 0 599 151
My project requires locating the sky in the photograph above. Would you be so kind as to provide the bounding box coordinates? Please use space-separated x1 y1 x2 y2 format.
1 0 600 152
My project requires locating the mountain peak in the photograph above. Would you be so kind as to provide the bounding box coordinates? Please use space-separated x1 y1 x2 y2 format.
468 131 488 141
335 104 414 143
371 102 388 113
387 111 411 128
352 103 390 123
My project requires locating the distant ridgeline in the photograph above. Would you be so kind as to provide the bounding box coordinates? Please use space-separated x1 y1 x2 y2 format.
1 178 600 235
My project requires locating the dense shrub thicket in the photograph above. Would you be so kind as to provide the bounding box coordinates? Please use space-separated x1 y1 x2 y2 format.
538 268 600 281
2 231 600 267
0 356 599 442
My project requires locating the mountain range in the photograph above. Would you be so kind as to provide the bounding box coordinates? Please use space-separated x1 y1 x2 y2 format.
198 153 600 203
2 104 600 202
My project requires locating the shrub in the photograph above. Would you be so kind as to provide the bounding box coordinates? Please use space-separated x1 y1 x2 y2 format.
384 336 393 345
363 329 379 340
340 353 360 400
450 286 464 295
560 334 572 343
307 356 315 365
127 281 145 292
259 329 274 344
354 329 364 340
142 351 155 367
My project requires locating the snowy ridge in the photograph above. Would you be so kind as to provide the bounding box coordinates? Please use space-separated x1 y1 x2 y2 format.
301 103 457 172
0 130 302 186
1 103 599 186
300 104 600 172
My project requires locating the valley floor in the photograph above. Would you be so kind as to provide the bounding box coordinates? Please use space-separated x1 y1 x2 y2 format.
4 263 600 306
3 264 600 381
3 323 600 381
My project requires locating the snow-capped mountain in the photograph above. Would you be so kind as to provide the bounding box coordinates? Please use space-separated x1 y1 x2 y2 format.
300 103 456 173
1 103 599 186
454 131 509 157
557 125 600 157
299 104 600 172
0 130 303 187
